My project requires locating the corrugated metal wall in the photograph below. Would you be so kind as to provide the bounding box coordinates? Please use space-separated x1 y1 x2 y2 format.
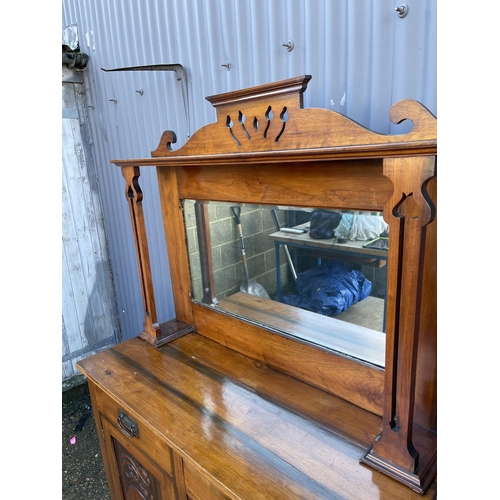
62 0 436 342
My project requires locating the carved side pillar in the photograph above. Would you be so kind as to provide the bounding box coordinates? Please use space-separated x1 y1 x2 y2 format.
361 156 437 493
121 166 192 347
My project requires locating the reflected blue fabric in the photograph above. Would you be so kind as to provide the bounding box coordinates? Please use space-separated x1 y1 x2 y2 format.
281 261 371 316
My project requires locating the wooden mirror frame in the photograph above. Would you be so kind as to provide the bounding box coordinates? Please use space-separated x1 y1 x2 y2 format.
112 75 437 493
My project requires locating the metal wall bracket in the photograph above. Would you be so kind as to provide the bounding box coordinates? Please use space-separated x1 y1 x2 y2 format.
101 64 191 138
63 50 89 70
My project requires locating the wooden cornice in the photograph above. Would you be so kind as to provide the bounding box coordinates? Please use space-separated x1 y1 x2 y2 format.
111 75 436 169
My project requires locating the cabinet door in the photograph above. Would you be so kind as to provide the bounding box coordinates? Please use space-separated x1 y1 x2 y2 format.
101 415 178 500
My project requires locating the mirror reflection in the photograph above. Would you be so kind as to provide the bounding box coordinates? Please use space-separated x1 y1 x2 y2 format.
183 200 388 367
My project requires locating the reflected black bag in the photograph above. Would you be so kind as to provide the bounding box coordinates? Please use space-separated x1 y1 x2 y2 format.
309 210 343 239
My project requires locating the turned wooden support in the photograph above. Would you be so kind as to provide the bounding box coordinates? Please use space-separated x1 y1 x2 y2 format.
361 155 436 493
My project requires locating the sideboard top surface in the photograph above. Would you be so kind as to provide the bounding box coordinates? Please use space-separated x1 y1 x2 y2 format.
78 333 437 499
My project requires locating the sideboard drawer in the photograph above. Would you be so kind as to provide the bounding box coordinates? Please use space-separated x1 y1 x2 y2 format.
93 384 174 477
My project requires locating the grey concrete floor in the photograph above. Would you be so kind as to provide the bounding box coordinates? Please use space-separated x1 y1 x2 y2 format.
62 382 111 499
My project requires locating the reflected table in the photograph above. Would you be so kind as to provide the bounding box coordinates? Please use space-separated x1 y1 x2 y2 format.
269 223 388 311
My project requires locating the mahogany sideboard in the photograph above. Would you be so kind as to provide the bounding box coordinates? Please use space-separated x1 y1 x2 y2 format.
77 75 437 499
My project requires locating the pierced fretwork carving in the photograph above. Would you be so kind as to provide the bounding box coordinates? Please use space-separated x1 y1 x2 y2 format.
263 105 273 138
238 110 251 140
226 115 241 146
275 106 289 142
252 116 259 132
224 105 289 146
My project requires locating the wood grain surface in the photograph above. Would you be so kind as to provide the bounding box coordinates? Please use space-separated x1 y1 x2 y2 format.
78 334 437 499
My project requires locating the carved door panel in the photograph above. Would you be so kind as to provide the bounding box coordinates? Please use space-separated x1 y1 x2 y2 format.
101 416 179 500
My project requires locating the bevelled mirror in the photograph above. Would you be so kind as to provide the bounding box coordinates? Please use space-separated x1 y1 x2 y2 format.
183 199 389 368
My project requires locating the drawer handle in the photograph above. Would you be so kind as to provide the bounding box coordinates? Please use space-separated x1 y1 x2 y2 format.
117 409 139 438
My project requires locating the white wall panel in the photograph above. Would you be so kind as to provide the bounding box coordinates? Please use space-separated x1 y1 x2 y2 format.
62 77 120 385
62 0 436 341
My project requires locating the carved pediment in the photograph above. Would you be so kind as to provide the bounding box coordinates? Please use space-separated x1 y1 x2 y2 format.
150 75 436 162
